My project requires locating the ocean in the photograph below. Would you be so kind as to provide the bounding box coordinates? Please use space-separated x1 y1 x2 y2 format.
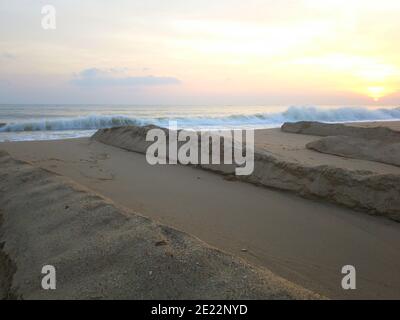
0 104 399 142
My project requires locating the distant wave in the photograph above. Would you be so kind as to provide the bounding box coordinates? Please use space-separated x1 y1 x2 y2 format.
280 106 400 122
1 106 400 132
0 115 144 132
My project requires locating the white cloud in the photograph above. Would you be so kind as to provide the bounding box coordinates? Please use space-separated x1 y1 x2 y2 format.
71 68 181 87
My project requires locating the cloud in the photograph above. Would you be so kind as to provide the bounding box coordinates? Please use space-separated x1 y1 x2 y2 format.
71 68 181 87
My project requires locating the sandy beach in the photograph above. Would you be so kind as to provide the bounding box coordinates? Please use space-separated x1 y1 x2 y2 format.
3 1 400 307
1 121 400 299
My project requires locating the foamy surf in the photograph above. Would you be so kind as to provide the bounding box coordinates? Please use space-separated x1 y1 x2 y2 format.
0 105 399 141
0 115 143 132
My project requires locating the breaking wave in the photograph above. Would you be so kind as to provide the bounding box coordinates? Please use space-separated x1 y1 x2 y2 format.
1 106 400 132
0 115 144 132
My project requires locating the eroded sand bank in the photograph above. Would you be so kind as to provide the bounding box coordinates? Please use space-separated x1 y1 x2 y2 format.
0 150 319 299
2 133 400 299
282 121 400 167
93 124 400 221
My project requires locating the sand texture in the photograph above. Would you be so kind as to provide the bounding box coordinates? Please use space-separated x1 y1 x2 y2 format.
93 125 400 221
307 136 400 167
0 150 320 300
281 121 400 167
3 137 400 299
281 121 400 140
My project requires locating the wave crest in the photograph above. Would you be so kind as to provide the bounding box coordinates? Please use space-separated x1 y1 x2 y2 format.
0 115 144 132
1 106 399 132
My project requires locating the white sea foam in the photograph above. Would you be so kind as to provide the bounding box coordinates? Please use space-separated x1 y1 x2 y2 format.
0 115 143 132
0 105 399 141
1 106 399 133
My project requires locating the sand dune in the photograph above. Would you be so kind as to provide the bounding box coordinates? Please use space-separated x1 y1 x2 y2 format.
0 150 319 299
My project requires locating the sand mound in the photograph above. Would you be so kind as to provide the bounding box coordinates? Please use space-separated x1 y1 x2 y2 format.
93 125 163 154
281 121 400 140
93 126 400 221
93 125 241 173
307 136 400 167
281 121 400 167
249 152 400 221
0 150 319 299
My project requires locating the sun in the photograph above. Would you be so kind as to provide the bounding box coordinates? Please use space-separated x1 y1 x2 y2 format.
367 86 386 102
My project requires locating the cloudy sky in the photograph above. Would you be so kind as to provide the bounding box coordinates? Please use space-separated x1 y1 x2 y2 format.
1 0 400 105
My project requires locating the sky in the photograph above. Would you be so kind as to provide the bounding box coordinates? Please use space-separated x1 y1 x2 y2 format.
0 0 400 105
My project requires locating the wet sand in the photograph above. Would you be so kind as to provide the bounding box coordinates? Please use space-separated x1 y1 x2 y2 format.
2 128 400 299
1 150 318 299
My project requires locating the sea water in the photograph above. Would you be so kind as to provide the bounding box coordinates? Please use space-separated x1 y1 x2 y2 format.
0 104 399 142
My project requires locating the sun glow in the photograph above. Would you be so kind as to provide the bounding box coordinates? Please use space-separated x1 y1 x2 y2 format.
367 86 387 101
2 1 400 104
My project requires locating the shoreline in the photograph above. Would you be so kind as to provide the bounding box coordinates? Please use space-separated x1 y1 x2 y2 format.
1 120 400 299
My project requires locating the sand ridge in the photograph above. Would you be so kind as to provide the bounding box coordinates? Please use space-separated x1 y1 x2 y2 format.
93 124 400 221
281 121 400 140
3 137 400 298
0 150 320 299
282 121 400 167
